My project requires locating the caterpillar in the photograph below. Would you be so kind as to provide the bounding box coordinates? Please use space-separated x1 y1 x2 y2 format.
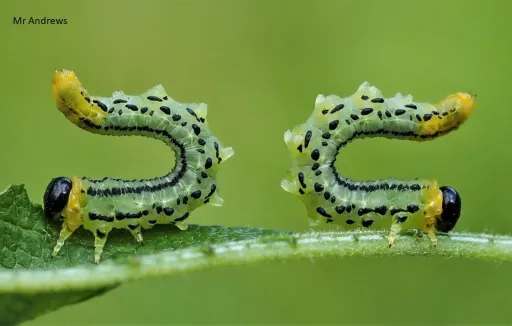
281 82 475 246
43 70 235 263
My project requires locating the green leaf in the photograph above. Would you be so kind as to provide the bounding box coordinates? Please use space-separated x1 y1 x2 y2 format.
2 184 512 325
0 185 287 325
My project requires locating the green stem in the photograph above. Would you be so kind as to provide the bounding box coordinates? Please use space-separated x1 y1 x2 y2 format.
2 230 512 293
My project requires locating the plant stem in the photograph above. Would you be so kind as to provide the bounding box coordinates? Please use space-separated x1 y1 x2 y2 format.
2 230 512 293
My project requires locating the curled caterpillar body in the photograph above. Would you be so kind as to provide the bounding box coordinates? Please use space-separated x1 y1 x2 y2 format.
44 70 235 263
281 82 474 246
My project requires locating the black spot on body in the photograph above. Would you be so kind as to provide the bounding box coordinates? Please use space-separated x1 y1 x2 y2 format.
362 219 374 228
140 107 148 114
423 113 432 121
361 108 373 115
374 205 387 215
174 212 190 222
160 106 171 115
113 99 127 104
329 120 339 130
298 172 307 188
395 109 406 116
205 157 213 169
407 204 419 213
96 230 106 238
405 104 417 109
172 114 181 121
322 132 331 139
311 163 320 171
311 149 320 161
335 206 346 214
350 114 359 120
410 184 421 191
192 124 201 135
385 110 392 118
346 219 355 225
330 104 344 114
147 96 163 102
396 215 408 223
316 207 332 218
314 183 324 192
186 108 200 121
191 190 202 199
304 131 312 148
371 98 384 103
361 95 369 100
163 207 174 216
125 104 138 111
93 100 108 112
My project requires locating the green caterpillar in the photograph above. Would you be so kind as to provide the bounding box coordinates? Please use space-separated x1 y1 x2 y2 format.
281 82 475 246
43 70 235 263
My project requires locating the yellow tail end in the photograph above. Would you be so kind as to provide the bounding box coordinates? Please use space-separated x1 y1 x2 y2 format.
52 70 106 126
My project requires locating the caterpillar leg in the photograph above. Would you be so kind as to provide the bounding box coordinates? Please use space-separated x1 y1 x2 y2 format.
426 225 438 247
52 224 76 257
93 230 109 264
128 225 144 243
387 214 411 247
387 222 403 248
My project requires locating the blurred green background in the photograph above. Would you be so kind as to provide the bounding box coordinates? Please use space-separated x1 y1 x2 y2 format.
1 0 511 324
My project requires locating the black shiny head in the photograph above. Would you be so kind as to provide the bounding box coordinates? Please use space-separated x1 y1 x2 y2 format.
43 177 72 221
435 186 461 232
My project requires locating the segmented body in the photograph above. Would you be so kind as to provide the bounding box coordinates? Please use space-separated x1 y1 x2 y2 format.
49 70 234 263
281 82 474 244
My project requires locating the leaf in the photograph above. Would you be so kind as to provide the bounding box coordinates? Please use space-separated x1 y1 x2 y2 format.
2 185 512 326
0 185 288 325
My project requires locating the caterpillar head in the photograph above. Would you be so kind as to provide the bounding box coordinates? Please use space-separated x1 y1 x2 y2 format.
435 186 461 232
43 177 72 222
